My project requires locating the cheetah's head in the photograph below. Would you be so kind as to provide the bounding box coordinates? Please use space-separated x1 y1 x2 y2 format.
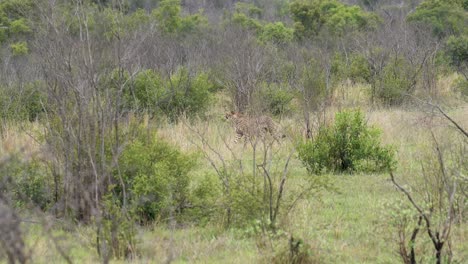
225 111 242 120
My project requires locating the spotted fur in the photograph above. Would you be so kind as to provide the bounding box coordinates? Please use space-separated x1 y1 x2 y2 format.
225 111 285 143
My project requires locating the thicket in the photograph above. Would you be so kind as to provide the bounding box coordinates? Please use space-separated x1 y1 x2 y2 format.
0 0 466 262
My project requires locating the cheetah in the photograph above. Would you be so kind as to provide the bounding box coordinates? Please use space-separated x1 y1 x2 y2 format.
225 111 285 143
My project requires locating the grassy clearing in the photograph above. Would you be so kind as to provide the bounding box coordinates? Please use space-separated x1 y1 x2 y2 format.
4 94 467 263
20 172 466 263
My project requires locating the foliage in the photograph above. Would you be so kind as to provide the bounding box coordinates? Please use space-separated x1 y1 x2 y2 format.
446 35 468 66
232 12 263 31
446 34 468 78
375 57 415 105
259 22 294 45
332 53 372 83
0 156 52 210
455 78 468 96
129 69 164 112
235 2 263 19
117 131 196 223
230 3 294 45
10 41 28 56
321 1 380 35
258 83 294 116
184 173 222 225
101 8 150 40
152 0 207 35
115 68 214 121
271 236 318 264
98 192 137 260
407 0 468 38
161 68 214 121
290 0 380 39
298 109 395 174
0 0 33 42
300 58 327 110
0 81 46 122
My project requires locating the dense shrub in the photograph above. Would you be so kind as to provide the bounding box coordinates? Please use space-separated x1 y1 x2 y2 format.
184 173 222 225
375 57 415 105
332 53 372 84
0 156 52 210
446 35 468 79
117 132 196 223
407 0 467 38
455 78 468 97
0 82 46 122
115 68 214 121
98 193 137 260
298 109 395 174
290 0 380 39
258 83 294 116
160 68 214 121
259 22 294 45
300 59 327 110
152 0 207 35
131 69 163 112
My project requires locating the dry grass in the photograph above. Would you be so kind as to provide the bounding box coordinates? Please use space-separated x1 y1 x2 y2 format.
3 79 467 263
0 122 42 159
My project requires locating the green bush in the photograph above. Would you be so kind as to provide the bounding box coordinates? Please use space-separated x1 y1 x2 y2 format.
152 0 207 35
259 22 294 45
407 0 467 38
10 41 28 56
301 58 327 110
455 78 468 97
131 69 164 112
375 57 414 105
184 173 222 225
117 131 196 223
0 82 46 122
290 0 380 39
98 192 137 260
113 68 213 121
298 109 395 174
123 68 213 121
0 156 52 210
331 53 371 84
258 83 294 116
161 68 214 121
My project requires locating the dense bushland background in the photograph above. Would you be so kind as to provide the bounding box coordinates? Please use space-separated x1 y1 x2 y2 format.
0 0 466 263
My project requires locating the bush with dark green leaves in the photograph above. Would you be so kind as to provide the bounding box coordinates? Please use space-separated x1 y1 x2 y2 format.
258 84 294 116
298 109 395 174
117 131 196 223
0 82 46 122
407 0 468 38
113 68 214 121
332 53 372 84
160 68 214 121
375 57 415 105
446 35 468 78
455 78 468 97
152 0 207 35
259 22 294 45
0 156 52 210
98 192 137 260
290 0 380 39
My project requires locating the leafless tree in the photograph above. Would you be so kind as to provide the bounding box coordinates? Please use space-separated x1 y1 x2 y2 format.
353 10 440 104
390 105 467 264
214 26 269 112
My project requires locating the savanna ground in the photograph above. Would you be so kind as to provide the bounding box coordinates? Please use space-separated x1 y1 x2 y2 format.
3 81 467 264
